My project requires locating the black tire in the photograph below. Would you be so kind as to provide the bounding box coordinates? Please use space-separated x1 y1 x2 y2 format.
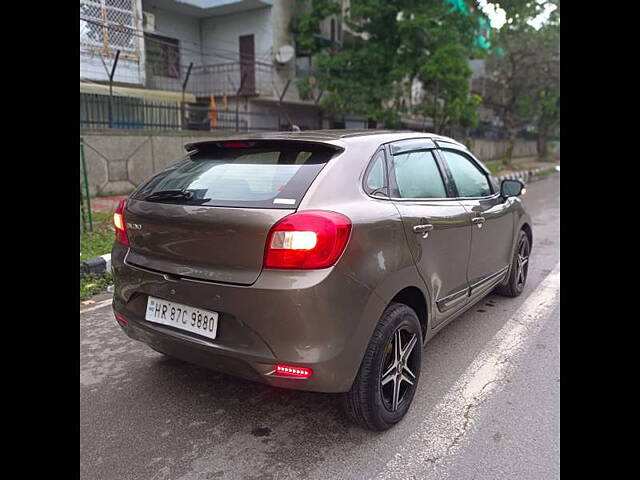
343 302 422 431
495 230 530 297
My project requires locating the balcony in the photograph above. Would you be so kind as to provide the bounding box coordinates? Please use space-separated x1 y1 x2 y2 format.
146 61 275 98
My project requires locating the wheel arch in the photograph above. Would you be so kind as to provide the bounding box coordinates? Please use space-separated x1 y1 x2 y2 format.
389 287 429 340
502 217 533 286
521 222 533 250
370 264 433 343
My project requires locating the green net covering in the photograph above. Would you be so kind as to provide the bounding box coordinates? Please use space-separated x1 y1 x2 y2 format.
445 0 471 15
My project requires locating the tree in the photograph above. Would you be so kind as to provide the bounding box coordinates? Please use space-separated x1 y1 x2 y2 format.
532 20 559 159
416 44 480 134
536 82 559 159
483 0 559 164
293 0 487 127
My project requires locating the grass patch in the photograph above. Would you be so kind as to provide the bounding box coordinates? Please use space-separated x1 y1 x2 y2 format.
485 156 559 177
534 168 554 180
80 272 113 300
485 162 503 176
80 212 116 299
80 224 114 263
91 210 113 225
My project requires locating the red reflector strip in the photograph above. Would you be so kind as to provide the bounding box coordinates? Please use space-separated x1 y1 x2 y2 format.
274 364 313 378
218 141 252 148
115 314 127 325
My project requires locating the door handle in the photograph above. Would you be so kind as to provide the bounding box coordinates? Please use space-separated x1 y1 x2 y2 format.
413 223 434 238
471 216 486 228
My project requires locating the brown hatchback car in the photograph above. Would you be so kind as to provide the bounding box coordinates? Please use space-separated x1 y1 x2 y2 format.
111 130 531 430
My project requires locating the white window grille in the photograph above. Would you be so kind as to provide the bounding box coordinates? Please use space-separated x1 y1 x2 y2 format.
80 0 141 58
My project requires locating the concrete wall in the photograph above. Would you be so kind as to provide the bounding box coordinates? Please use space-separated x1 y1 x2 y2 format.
80 53 145 86
467 138 538 162
81 129 539 196
142 3 204 67
81 129 229 196
201 7 273 64
250 100 319 130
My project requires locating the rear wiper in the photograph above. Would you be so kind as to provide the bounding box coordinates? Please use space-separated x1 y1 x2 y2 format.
145 189 194 202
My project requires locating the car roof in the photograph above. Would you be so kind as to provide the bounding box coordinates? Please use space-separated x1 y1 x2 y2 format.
184 130 467 151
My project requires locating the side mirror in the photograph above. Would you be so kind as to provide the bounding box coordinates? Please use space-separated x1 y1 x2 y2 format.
500 179 525 198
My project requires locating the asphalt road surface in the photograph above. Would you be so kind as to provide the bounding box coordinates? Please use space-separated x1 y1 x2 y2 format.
80 174 560 480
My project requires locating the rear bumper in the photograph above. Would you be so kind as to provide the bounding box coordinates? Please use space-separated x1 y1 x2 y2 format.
111 243 385 393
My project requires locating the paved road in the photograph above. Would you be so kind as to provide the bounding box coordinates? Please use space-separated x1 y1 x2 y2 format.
80 175 560 480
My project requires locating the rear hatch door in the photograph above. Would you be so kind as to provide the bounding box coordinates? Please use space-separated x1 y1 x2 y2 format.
124 140 340 285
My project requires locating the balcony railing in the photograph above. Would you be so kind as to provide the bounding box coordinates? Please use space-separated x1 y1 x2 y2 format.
147 61 275 98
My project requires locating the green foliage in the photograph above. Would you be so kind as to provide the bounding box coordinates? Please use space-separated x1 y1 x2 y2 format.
416 44 479 133
313 39 402 124
483 3 559 162
460 93 482 129
294 0 487 127
80 212 115 299
80 272 113 300
293 0 342 53
80 223 114 263
296 76 314 101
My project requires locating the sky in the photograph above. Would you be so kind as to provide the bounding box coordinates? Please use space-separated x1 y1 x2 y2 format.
478 1 558 30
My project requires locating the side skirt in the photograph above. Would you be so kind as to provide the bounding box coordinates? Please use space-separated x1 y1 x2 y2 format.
426 266 509 341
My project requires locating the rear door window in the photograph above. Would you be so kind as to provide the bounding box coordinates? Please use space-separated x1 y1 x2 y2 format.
133 141 340 209
390 150 447 199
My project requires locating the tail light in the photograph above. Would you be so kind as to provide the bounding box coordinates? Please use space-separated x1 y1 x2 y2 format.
113 199 130 247
274 364 313 378
264 210 352 269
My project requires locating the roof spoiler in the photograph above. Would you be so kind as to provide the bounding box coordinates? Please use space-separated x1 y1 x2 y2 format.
184 139 345 154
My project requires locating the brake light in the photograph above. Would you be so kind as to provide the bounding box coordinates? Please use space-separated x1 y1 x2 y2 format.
115 313 127 325
274 364 313 378
217 141 253 148
264 210 352 269
113 199 130 247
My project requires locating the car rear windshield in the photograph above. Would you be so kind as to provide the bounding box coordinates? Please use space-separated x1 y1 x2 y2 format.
132 141 341 209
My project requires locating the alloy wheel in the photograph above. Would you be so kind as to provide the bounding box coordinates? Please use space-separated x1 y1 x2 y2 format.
380 327 419 412
515 237 530 290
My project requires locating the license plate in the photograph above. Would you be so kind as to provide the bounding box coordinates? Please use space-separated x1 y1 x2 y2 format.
145 296 219 340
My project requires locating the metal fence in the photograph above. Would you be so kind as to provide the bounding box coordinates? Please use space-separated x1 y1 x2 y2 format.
147 61 275 98
80 93 281 131
80 138 93 232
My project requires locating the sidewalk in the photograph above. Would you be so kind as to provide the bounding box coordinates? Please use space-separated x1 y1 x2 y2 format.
485 155 560 176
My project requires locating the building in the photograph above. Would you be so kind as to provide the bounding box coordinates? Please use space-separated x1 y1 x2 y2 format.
80 0 369 131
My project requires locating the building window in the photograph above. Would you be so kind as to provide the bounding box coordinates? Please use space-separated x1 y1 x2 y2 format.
145 33 180 78
80 0 138 55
